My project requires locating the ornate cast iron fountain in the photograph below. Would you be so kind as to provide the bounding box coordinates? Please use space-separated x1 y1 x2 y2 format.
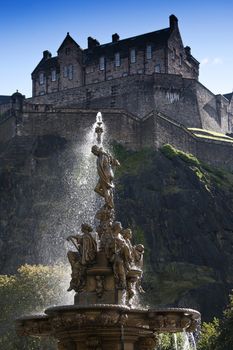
16 113 200 350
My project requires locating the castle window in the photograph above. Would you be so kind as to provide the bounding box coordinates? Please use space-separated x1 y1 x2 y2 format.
51 70 56 82
68 65 73 80
172 48 176 59
65 48 71 55
146 45 152 60
130 49 136 63
39 72 44 85
63 66 68 77
115 52 121 67
99 56 105 70
179 54 183 66
154 64 161 73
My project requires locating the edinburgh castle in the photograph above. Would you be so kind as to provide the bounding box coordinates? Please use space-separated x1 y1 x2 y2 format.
1 15 233 170
2 15 233 321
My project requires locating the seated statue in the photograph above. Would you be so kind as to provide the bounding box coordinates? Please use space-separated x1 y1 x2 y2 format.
122 228 145 296
106 222 133 289
67 223 98 292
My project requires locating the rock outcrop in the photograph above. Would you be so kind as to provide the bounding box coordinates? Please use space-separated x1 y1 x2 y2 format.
1 136 233 321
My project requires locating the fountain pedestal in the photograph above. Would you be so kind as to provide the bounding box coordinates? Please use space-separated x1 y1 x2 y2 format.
74 251 128 306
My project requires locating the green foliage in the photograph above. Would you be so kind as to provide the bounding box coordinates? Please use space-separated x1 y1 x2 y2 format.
197 291 233 350
161 144 233 191
112 143 153 176
161 144 200 166
213 293 233 350
197 318 220 350
0 264 69 350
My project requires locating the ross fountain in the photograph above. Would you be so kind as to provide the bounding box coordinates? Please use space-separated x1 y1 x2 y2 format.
16 113 200 350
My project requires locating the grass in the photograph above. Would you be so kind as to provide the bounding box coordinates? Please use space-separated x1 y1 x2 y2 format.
188 128 233 143
161 144 233 190
188 128 233 139
113 143 233 191
195 134 233 143
112 143 153 176
161 144 200 166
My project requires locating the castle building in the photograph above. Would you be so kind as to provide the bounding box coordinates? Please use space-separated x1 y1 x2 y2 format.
1 15 233 170
32 15 199 97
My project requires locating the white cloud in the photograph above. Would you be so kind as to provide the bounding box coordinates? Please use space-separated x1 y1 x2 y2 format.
201 58 209 65
213 57 223 65
200 57 223 66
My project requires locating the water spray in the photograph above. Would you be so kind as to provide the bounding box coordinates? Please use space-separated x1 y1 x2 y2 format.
95 111 104 144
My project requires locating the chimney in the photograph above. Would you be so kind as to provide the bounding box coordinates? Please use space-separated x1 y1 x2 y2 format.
169 14 178 30
88 37 100 49
43 50 52 60
112 33 120 43
185 46 191 56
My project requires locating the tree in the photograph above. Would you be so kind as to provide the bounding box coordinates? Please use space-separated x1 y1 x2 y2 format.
197 318 219 350
213 293 233 350
0 264 71 350
197 291 233 350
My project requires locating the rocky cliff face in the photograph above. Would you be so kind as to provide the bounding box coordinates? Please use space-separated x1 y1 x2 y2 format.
1 135 233 321
114 144 233 321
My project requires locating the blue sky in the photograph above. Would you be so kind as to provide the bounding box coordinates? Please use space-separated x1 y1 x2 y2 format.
1 0 233 97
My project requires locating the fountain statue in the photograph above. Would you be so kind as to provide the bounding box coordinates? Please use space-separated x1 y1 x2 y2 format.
16 112 200 349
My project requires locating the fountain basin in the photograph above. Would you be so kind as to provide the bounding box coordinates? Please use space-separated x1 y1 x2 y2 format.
16 305 200 340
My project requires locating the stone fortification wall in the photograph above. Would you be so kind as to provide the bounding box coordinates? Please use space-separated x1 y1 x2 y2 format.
154 112 233 171
0 102 16 145
0 116 16 145
196 82 230 133
17 104 233 171
27 73 230 134
20 107 141 150
0 102 12 123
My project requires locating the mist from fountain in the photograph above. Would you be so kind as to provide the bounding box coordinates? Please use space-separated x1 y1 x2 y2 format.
36 112 107 305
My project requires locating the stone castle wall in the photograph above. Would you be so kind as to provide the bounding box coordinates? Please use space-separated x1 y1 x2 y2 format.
0 102 16 145
27 73 232 134
5 105 232 171
1 71 233 171
19 108 142 150
0 116 16 145
153 112 233 170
